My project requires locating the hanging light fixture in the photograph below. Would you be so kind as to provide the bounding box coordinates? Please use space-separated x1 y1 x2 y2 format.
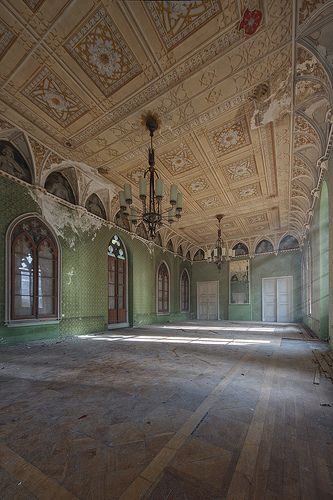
118 112 183 239
205 214 235 270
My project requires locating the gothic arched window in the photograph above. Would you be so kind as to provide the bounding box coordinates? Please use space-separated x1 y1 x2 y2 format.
180 269 190 312
9 216 59 321
157 262 169 313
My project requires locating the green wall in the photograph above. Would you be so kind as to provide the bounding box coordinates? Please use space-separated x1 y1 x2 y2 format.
191 260 229 319
191 252 302 322
250 252 302 322
303 179 330 340
0 176 191 344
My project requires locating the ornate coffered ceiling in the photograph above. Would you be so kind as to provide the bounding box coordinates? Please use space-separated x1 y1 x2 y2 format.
0 0 332 252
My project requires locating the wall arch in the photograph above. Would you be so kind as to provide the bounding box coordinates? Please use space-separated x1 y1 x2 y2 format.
45 171 76 204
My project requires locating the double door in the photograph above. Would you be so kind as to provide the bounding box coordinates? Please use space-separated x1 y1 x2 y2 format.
262 276 292 322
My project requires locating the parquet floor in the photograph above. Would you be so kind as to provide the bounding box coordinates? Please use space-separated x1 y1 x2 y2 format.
0 321 332 499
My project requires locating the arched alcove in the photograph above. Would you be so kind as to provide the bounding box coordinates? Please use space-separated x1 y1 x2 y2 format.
166 239 174 252
85 193 106 219
279 235 299 251
115 210 130 231
255 239 274 254
45 171 76 204
233 242 249 256
136 222 148 239
193 249 204 261
154 232 163 246
0 140 32 183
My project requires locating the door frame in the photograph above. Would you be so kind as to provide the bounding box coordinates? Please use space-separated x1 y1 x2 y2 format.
108 235 129 329
262 276 293 322
197 280 219 320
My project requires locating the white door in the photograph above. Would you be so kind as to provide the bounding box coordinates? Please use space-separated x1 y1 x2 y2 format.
262 278 276 322
262 277 292 322
197 281 219 320
277 277 292 322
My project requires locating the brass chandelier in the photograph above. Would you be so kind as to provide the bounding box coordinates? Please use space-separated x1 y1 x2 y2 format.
118 113 183 239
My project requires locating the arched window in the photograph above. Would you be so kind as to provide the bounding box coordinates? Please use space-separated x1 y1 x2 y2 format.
255 239 274 254
186 250 191 260
233 242 249 256
178 245 183 256
9 216 59 321
157 262 169 313
85 193 106 219
108 235 127 325
180 269 190 312
45 171 76 204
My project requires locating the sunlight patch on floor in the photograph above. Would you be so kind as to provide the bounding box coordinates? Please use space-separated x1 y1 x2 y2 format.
79 334 271 346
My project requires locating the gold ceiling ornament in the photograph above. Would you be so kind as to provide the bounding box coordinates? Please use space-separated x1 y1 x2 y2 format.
118 113 183 239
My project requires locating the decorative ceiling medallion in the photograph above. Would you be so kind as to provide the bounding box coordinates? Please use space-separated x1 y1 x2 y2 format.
125 166 145 183
239 8 263 36
65 6 141 97
245 213 267 225
233 182 261 200
145 0 221 50
222 156 257 182
160 144 198 174
22 67 88 127
198 196 220 208
0 20 16 59
23 0 45 12
208 118 251 156
185 177 208 193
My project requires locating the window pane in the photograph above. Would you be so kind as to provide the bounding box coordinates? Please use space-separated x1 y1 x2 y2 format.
38 296 54 316
13 235 34 318
14 295 33 316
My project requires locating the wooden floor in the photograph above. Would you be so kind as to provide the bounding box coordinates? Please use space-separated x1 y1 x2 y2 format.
0 321 332 499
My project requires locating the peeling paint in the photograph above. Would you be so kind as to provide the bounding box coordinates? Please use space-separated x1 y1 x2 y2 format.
28 188 105 248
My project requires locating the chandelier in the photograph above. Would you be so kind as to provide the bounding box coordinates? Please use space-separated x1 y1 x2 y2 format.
118 112 183 239
205 214 235 270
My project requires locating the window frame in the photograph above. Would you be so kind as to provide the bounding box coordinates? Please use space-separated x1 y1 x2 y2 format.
6 213 61 326
180 268 190 312
156 261 170 315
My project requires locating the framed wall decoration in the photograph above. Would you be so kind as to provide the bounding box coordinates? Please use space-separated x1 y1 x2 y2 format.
229 259 250 304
